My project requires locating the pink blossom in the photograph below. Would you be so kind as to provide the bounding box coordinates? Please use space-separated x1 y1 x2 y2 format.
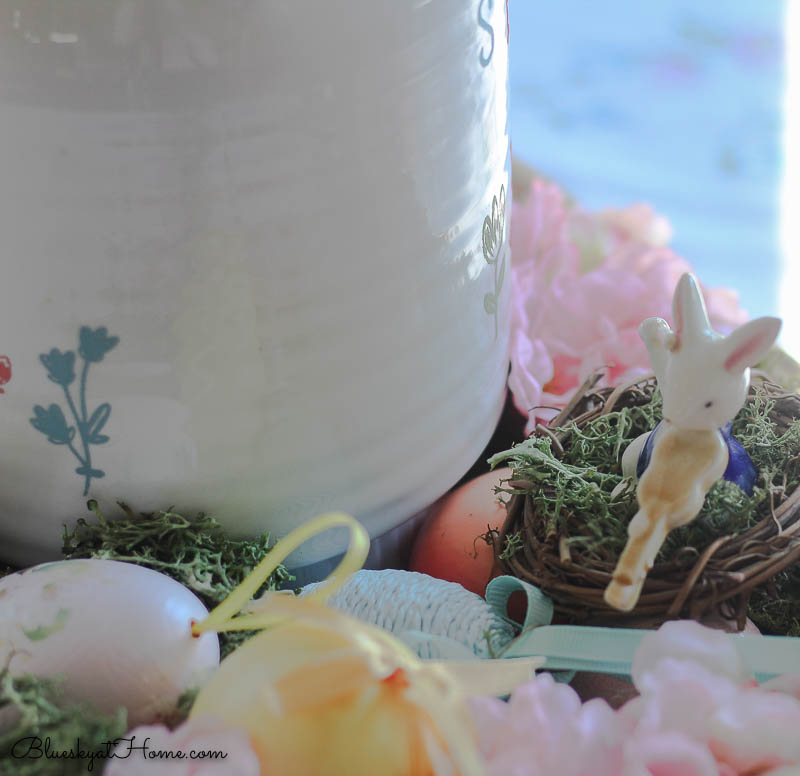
509 180 748 433
469 673 626 776
597 203 673 248
105 715 259 776
707 689 800 773
622 730 718 776
470 620 800 775
631 620 751 689
621 660 741 745
761 674 800 700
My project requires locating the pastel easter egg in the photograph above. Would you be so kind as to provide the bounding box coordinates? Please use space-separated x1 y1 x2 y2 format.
0 559 219 726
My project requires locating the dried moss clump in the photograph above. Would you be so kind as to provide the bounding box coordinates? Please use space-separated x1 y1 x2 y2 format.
0 669 127 776
63 504 293 657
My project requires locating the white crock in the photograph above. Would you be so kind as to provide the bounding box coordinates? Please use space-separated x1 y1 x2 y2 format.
0 0 510 572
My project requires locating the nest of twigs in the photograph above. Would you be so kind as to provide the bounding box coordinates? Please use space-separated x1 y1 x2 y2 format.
493 373 800 629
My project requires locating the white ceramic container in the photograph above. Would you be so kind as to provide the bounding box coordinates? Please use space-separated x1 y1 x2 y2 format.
0 0 510 572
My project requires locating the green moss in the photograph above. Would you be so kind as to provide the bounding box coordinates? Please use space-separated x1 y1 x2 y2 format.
0 670 127 776
499 531 523 560
748 567 800 637
63 504 293 658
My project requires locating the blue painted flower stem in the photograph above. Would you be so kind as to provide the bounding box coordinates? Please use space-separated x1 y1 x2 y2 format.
61 373 93 494
79 359 89 426
66 439 88 468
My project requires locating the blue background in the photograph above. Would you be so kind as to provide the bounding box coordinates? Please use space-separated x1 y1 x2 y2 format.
508 0 785 319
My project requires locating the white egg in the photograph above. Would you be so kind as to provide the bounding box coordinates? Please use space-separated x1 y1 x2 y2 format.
0 559 219 726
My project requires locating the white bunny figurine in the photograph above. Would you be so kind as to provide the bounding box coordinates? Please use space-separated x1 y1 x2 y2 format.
604 273 781 612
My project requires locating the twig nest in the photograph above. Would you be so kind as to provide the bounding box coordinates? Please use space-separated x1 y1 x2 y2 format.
493 374 800 627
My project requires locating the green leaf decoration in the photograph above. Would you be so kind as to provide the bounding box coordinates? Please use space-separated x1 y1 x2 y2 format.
85 403 110 438
22 608 70 642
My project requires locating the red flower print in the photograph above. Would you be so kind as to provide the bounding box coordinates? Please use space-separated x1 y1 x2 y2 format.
0 356 10 393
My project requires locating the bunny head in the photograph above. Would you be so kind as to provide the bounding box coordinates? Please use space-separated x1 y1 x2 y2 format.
641 273 781 431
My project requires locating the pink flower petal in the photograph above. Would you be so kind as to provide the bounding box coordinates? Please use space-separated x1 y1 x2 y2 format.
467 695 511 759
762 674 800 700
623 731 718 776
624 661 740 745
708 689 800 772
632 621 751 691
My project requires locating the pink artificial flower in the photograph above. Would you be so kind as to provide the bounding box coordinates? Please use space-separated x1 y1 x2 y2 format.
707 689 800 773
761 674 800 700
469 673 626 776
105 714 259 776
631 620 751 689
509 179 749 433
597 203 673 248
470 620 800 775
622 730 719 776
621 659 741 747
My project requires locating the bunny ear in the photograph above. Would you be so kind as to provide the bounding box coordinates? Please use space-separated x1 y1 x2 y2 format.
672 273 711 346
720 316 782 373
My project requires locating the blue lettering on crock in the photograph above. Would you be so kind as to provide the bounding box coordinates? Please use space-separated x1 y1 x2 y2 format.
478 0 495 66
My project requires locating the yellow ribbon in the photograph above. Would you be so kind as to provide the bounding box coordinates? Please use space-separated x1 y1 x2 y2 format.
191 511 369 636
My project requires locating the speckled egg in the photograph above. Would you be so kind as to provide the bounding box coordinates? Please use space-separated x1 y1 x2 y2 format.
0 559 219 726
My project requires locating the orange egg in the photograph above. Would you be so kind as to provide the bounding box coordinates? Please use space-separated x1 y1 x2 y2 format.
409 468 511 596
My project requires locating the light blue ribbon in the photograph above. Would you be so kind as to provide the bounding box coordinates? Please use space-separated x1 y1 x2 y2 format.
486 576 800 683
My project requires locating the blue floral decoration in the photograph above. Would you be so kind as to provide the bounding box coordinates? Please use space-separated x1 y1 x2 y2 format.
30 404 75 445
31 326 119 495
78 326 119 363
